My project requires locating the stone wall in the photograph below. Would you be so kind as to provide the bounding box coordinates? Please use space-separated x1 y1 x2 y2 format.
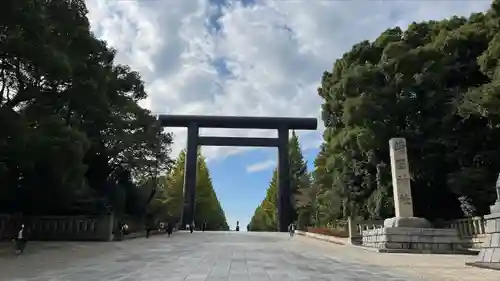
362 227 462 252
0 214 114 241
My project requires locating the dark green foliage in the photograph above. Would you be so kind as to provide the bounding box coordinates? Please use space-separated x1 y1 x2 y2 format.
250 1 500 229
314 1 500 223
0 0 173 218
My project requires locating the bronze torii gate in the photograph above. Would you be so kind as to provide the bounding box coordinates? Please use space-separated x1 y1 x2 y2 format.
158 115 317 232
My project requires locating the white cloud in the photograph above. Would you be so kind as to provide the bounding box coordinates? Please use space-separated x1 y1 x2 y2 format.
246 160 276 173
85 0 491 160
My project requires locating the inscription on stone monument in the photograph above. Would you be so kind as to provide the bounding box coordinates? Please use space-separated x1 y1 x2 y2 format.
395 159 406 170
389 137 414 217
399 193 412 205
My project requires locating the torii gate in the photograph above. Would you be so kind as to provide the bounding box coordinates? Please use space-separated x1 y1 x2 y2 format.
158 115 317 232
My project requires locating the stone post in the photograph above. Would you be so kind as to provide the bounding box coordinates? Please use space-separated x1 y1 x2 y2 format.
389 138 413 217
384 138 430 228
468 173 500 270
347 216 357 244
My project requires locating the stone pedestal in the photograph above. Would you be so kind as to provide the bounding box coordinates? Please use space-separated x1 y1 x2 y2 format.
467 213 500 270
384 217 431 228
362 227 469 254
359 137 469 254
490 202 500 214
360 217 468 254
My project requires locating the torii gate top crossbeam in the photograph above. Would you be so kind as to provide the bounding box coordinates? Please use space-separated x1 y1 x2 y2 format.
158 114 317 130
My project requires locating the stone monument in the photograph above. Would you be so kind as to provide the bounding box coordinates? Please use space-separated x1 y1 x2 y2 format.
467 173 500 269
361 137 465 253
384 138 431 228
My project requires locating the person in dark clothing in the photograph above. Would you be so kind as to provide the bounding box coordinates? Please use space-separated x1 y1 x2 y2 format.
145 220 152 238
166 222 173 237
145 215 155 238
288 223 295 237
189 222 194 233
201 221 207 232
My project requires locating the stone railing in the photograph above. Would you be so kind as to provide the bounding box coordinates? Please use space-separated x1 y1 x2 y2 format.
326 220 349 234
300 216 487 249
0 214 114 241
301 218 383 245
442 216 486 249
347 217 384 245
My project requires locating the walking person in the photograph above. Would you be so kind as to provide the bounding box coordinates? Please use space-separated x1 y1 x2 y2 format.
189 222 194 233
121 223 129 238
166 222 173 237
145 221 152 238
288 223 295 237
13 224 27 255
145 215 154 238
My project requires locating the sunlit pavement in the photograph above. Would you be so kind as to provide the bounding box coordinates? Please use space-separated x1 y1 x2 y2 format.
0 231 490 281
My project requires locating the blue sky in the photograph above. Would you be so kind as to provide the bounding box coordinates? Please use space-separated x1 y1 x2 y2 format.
209 142 319 230
86 0 491 231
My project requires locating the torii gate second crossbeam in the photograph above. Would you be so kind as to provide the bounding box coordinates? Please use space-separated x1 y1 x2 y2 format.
158 115 317 232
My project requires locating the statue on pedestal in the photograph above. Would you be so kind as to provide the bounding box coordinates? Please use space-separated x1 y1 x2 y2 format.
496 173 500 202
490 173 500 214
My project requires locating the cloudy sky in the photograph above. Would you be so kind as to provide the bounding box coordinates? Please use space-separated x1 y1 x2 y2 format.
86 0 491 230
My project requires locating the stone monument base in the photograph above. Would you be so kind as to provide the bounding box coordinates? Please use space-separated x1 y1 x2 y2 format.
383 216 432 228
362 226 473 254
490 202 500 214
466 212 500 270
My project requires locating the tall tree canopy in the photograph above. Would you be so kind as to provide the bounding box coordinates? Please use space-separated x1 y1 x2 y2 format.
159 150 229 230
313 0 500 223
0 0 173 217
250 0 500 230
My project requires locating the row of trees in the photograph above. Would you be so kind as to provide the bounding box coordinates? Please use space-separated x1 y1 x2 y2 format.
250 0 500 230
150 151 229 230
0 0 229 229
248 132 310 231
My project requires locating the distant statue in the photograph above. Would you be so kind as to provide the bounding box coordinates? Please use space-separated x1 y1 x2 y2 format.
496 173 500 202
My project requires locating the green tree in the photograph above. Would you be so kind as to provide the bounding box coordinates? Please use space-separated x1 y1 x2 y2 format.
248 132 310 231
0 0 173 219
161 150 229 230
313 1 500 223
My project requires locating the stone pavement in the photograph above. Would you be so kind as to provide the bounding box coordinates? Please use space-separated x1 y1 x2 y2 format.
0 232 497 281
297 235 500 281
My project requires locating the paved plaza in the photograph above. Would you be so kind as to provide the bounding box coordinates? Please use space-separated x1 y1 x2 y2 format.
0 231 499 281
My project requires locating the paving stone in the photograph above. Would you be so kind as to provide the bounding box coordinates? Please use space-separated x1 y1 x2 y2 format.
0 231 444 281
